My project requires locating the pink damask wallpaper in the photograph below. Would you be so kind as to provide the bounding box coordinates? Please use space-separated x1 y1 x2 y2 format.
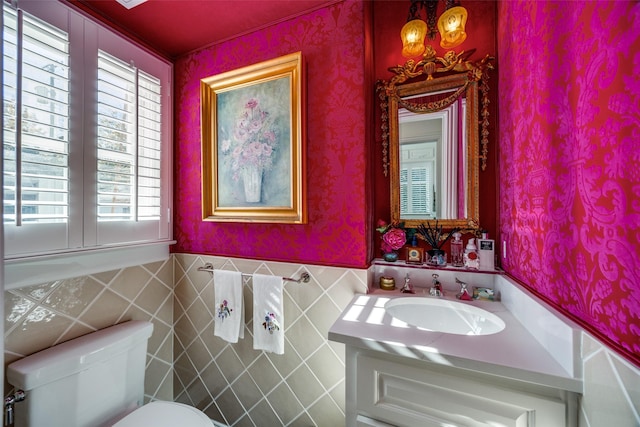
172 1 370 268
498 0 639 365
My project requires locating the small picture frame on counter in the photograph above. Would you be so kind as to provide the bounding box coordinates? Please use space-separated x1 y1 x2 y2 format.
405 246 424 265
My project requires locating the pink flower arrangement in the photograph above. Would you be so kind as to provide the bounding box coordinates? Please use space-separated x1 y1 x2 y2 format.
376 219 407 253
221 98 277 181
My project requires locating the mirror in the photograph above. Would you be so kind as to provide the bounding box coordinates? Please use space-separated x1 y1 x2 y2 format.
377 48 493 230
398 94 465 221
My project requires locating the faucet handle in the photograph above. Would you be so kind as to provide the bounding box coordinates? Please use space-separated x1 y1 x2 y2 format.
401 273 414 293
455 278 472 300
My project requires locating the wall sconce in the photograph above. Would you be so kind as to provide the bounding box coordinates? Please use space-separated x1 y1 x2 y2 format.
401 0 468 58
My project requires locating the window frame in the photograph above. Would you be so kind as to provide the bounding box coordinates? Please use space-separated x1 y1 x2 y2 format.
2 0 173 290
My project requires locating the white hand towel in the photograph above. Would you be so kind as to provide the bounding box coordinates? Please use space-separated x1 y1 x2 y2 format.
213 270 244 343
253 274 285 354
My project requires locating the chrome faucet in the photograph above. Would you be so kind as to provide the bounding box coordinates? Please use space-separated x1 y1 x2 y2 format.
429 273 443 297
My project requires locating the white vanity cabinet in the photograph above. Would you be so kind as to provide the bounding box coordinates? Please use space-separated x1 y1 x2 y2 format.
346 347 574 427
330 275 583 427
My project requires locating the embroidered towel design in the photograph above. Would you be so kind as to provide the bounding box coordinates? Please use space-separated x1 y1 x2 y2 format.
253 274 284 354
262 311 280 334
213 270 244 343
217 300 232 321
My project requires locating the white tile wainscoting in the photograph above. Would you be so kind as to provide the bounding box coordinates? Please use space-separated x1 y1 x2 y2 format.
172 254 368 425
3 255 638 426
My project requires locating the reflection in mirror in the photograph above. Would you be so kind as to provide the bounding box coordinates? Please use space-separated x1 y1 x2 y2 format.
398 94 465 221
377 49 493 231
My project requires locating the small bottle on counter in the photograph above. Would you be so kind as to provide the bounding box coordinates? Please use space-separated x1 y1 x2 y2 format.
477 232 495 271
450 232 464 267
463 238 479 270
405 234 424 265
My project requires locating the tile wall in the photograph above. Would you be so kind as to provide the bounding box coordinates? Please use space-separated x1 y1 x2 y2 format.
172 254 368 426
4 260 175 402
2 254 368 427
3 255 639 426
580 333 640 426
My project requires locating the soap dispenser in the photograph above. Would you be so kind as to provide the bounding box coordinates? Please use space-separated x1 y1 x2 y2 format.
464 238 479 270
450 232 464 267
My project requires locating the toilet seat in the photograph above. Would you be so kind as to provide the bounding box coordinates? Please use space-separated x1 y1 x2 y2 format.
113 401 212 426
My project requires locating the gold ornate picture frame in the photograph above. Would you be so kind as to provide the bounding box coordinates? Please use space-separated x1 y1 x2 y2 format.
201 52 306 223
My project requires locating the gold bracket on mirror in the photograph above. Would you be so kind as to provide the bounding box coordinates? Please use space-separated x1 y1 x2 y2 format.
376 47 494 175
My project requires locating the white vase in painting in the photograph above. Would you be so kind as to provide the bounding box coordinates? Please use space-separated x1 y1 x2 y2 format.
242 165 263 202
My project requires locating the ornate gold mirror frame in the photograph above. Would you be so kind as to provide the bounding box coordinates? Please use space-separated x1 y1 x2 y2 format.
377 47 493 230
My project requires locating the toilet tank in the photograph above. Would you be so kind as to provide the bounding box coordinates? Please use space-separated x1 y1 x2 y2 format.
7 320 154 427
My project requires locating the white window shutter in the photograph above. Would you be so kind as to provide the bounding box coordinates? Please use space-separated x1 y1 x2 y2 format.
399 141 436 219
137 70 162 221
3 5 71 255
95 50 165 245
97 51 137 222
3 1 172 272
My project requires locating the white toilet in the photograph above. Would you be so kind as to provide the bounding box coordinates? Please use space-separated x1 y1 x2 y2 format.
6 320 212 427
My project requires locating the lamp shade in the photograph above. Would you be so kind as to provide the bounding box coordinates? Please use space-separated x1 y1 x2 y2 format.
401 18 428 58
437 6 467 49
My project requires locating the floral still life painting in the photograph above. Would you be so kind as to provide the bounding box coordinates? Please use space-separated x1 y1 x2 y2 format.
200 52 306 223
217 79 291 206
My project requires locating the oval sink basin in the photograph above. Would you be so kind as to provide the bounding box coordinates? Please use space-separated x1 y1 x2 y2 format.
384 297 505 336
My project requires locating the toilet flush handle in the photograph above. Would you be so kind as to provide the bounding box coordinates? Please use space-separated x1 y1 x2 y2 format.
4 390 25 426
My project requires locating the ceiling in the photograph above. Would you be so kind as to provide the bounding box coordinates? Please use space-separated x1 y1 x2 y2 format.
69 0 339 58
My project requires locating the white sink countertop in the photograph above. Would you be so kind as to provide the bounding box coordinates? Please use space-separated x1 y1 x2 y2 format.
329 289 583 393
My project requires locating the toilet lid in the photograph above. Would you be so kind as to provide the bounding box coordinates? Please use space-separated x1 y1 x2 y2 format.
113 401 212 427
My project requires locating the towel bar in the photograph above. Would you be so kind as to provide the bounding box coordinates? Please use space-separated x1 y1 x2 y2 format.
197 262 310 284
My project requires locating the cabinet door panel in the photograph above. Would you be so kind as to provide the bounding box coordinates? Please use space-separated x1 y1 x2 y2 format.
356 353 566 427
